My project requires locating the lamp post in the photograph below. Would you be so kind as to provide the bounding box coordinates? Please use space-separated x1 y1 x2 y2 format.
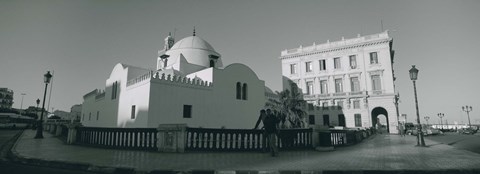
462 106 473 129
409 65 425 146
20 93 26 110
34 71 52 139
424 116 430 126
437 113 444 130
35 99 40 129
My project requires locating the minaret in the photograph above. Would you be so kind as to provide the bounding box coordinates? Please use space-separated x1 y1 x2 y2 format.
164 32 174 51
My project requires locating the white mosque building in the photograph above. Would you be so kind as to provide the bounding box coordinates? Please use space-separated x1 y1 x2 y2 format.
81 30 271 129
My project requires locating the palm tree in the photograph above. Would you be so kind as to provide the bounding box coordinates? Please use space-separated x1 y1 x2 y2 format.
266 83 307 128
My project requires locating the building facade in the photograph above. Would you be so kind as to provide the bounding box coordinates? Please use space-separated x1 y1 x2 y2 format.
0 88 14 109
81 32 269 129
280 31 399 133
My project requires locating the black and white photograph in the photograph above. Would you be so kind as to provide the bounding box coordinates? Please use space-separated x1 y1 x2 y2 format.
1 0 480 173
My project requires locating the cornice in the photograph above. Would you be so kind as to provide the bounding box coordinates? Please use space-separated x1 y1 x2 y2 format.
280 39 391 60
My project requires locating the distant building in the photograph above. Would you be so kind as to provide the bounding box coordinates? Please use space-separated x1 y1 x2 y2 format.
70 104 82 122
280 31 399 133
0 88 14 109
52 110 70 120
81 31 270 129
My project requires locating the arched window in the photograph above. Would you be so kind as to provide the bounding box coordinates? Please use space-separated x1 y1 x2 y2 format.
242 83 248 100
236 82 242 99
210 60 215 68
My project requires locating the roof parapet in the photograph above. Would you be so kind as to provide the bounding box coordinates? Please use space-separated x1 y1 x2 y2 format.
126 71 213 88
281 31 391 57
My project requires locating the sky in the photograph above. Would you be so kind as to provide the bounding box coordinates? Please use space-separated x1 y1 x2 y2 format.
1 0 479 125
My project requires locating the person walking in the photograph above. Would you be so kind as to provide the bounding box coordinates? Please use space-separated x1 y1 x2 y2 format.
399 123 405 137
264 109 280 156
254 109 267 130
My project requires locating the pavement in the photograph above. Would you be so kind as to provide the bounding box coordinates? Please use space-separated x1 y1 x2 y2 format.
9 130 480 173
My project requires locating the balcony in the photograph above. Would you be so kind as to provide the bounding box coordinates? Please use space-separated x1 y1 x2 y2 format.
371 90 384 95
333 92 347 97
318 93 330 98
304 94 317 100
349 91 366 96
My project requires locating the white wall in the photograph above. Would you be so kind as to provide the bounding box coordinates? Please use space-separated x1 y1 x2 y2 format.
147 63 265 129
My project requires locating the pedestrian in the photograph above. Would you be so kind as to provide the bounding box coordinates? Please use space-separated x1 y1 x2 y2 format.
398 123 405 137
264 109 280 156
254 109 267 130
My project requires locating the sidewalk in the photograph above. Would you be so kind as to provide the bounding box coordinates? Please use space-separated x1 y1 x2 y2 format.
11 130 480 172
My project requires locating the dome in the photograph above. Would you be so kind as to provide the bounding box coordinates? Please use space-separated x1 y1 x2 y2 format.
169 36 218 53
165 35 223 69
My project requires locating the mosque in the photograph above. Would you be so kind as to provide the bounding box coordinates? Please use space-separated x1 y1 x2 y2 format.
81 30 273 129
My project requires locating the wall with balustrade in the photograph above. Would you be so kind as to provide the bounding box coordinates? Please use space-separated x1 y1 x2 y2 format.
50 124 375 152
184 127 312 152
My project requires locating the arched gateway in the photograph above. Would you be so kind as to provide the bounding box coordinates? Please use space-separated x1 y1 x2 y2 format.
371 107 389 133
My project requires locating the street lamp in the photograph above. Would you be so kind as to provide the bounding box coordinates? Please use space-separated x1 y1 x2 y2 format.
437 113 444 130
20 93 26 110
34 71 52 139
462 106 473 129
409 65 426 147
35 99 40 129
424 116 430 126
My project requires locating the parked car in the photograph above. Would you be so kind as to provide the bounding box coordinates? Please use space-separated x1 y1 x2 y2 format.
458 128 477 135
425 128 443 135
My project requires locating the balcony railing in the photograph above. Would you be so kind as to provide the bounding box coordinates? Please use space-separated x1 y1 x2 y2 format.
349 91 365 96
318 94 330 98
303 90 386 100
371 90 384 95
304 94 316 99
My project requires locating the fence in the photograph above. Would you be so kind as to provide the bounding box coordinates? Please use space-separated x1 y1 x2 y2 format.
184 128 312 152
76 127 157 151
49 123 374 152
319 128 375 147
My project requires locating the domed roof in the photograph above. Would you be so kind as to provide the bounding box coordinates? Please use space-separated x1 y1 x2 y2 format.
169 36 217 53
165 35 223 70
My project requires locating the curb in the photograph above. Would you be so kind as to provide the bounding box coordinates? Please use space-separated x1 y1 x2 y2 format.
0 129 24 161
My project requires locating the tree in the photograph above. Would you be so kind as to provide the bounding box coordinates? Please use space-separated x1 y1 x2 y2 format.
266 83 307 128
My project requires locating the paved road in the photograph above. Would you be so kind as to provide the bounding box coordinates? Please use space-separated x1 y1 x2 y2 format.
425 132 480 154
0 129 97 174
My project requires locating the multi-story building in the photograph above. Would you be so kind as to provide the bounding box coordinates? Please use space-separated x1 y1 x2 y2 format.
0 88 14 109
280 31 399 133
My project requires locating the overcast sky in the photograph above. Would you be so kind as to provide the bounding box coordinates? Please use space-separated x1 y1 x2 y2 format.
1 0 479 125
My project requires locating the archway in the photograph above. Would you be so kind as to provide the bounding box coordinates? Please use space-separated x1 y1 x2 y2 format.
371 107 389 133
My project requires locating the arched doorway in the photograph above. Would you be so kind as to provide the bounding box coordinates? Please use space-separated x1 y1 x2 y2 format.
371 107 389 133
